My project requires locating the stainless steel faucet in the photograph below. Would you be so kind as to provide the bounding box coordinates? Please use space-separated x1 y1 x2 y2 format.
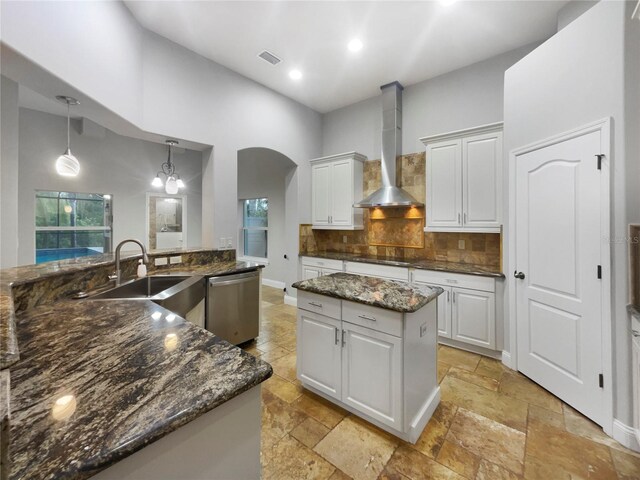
112 239 149 286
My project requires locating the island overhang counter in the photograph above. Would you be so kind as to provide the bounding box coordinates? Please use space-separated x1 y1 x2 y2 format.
292 272 443 443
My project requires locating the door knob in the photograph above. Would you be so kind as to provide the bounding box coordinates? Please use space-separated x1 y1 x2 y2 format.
514 271 526 279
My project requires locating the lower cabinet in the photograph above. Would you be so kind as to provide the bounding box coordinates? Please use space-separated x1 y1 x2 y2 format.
413 270 497 350
296 290 439 443
301 257 344 280
298 310 342 400
451 288 495 349
341 323 403 430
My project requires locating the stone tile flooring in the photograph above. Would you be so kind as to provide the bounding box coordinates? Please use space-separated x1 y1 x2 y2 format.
244 286 640 479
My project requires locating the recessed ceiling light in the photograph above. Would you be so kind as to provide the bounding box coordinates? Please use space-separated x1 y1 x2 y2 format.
289 69 302 80
348 39 363 52
439 0 458 5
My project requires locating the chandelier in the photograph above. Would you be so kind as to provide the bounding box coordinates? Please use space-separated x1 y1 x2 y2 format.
152 140 185 194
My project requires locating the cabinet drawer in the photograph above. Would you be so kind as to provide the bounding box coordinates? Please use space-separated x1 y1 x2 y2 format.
342 301 403 337
413 269 495 293
297 290 341 319
301 257 344 271
344 262 409 282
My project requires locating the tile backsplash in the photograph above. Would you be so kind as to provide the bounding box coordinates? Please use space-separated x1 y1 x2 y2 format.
300 151 501 268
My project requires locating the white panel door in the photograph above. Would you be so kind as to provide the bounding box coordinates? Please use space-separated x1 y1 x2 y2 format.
297 311 342 400
415 282 452 338
426 140 462 228
302 266 321 280
312 163 331 226
341 323 402 430
463 132 502 228
452 288 495 349
330 160 353 226
516 129 603 424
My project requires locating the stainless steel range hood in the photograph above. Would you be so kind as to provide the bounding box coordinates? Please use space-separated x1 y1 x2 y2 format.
353 81 423 208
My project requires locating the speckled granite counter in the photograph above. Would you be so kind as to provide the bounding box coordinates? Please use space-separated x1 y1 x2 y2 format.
300 251 504 278
293 272 442 313
0 248 237 368
8 299 271 480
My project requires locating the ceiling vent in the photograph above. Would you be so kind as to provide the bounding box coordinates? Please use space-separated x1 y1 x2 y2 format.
258 50 282 66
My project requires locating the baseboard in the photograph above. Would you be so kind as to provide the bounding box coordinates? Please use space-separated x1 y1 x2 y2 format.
501 351 514 370
262 278 285 289
438 337 501 360
408 387 441 444
284 294 297 307
612 419 640 452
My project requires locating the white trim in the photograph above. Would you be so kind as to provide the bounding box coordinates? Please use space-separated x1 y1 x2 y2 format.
438 337 501 360
507 118 613 434
238 256 269 265
284 294 297 307
612 419 640 452
419 121 504 145
262 278 284 289
501 351 514 369
309 151 367 164
424 226 501 234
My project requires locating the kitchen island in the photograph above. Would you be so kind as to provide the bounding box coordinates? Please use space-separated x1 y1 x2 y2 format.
1 248 271 480
292 272 443 443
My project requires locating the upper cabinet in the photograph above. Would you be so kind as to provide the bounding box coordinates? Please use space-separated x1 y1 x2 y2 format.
421 123 503 233
311 152 366 230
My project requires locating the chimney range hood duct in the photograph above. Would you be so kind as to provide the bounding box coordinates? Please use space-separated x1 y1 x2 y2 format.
353 81 423 208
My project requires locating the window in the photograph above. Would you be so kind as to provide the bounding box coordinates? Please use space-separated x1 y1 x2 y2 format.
242 198 268 259
35 191 112 263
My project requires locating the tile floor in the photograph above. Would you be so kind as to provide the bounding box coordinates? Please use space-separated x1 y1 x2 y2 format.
243 286 640 479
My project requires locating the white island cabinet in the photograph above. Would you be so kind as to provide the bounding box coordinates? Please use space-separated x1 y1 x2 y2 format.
296 286 440 443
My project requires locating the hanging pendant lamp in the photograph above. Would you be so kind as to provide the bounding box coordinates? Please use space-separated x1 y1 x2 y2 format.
55 95 81 177
151 140 185 194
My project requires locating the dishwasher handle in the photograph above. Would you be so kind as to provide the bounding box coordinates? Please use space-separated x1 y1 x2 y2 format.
209 270 259 287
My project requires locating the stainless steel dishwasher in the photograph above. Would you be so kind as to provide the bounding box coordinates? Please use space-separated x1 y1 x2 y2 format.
206 269 260 345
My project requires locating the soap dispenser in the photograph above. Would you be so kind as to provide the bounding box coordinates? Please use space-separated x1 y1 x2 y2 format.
137 259 147 278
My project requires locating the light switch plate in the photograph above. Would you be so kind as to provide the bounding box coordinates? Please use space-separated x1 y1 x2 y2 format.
170 256 182 264
458 240 465 249
226 238 233 248
154 257 168 266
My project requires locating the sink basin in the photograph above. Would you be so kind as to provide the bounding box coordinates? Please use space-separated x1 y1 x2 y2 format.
91 276 191 299
90 275 206 318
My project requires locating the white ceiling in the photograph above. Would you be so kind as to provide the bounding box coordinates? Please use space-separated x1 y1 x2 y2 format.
124 0 568 113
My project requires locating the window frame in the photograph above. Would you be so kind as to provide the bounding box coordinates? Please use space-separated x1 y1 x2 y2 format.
240 197 268 261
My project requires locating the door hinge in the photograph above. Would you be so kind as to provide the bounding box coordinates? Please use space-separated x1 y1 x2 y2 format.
596 154 604 170
599 373 604 388
597 265 602 279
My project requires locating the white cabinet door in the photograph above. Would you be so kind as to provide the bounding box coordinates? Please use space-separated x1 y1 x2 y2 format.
297 310 342 400
312 163 331 226
321 267 343 276
451 288 495 349
463 132 503 229
633 332 640 444
413 281 451 338
341 323 403 430
426 139 462 228
302 266 321 280
330 160 353 227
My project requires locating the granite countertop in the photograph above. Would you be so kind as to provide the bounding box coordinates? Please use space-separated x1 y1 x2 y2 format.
8 299 272 480
293 272 443 313
300 251 505 278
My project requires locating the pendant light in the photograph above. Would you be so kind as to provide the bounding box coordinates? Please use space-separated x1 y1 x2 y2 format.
151 140 185 194
55 95 80 177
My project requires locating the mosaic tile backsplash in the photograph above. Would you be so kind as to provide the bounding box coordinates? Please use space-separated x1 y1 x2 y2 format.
300 152 501 268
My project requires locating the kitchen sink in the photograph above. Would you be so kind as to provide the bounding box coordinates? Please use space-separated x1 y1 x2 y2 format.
90 275 206 318
91 276 192 299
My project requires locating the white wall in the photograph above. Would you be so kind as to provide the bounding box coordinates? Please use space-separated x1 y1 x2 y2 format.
237 148 296 284
321 43 537 159
557 0 598 31
17 108 203 265
1 0 323 294
503 0 637 426
0 76 19 268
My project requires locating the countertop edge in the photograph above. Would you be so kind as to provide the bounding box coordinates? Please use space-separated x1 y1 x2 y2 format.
298 252 505 278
